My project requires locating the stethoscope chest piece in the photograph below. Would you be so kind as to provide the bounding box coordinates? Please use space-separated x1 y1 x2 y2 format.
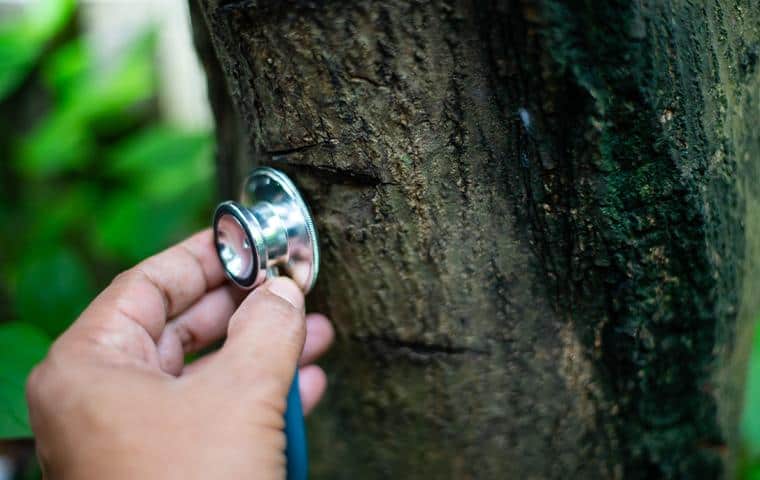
213 167 319 293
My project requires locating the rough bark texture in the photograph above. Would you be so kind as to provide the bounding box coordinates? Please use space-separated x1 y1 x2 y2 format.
190 1 760 478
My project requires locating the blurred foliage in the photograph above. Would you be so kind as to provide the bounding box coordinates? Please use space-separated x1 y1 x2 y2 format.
0 0 75 99
0 323 50 438
0 0 214 445
740 316 760 480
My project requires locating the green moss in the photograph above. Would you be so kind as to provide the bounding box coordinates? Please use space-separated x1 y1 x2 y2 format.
538 0 751 477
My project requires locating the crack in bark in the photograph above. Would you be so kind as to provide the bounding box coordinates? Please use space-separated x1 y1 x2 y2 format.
350 333 490 357
267 158 394 187
265 143 322 157
346 73 385 88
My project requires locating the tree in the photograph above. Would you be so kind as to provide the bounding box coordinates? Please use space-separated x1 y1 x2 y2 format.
189 1 760 478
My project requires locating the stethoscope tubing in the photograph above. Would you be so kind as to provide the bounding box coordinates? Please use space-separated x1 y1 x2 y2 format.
284 371 307 480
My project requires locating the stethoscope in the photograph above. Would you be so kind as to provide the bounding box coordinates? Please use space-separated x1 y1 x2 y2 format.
212 167 318 480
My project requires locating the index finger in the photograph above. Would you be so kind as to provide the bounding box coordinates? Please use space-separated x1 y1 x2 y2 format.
81 229 227 341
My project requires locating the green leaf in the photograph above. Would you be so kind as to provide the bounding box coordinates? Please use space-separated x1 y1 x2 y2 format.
741 314 760 459
92 125 214 263
41 38 91 101
93 187 211 263
84 30 157 128
0 323 51 439
16 30 157 178
0 27 40 100
24 183 100 244
0 0 75 100
14 247 95 338
15 108 95 176
740 461 760 480
108 126 214 200
0 183 101 291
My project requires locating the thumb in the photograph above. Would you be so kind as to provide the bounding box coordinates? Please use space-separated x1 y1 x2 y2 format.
211 277 306 395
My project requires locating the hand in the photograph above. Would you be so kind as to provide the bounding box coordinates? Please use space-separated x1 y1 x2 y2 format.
25 230 334 479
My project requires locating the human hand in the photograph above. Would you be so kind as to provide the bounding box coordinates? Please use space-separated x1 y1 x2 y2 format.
25 230 334 479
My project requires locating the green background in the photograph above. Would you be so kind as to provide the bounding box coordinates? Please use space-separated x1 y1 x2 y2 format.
1 1 759 478
0 0 213 455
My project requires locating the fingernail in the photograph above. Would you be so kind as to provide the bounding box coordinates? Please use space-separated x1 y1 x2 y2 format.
267 277 304 310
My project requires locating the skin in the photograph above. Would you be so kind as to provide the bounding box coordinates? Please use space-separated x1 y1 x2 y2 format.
25 229 334 480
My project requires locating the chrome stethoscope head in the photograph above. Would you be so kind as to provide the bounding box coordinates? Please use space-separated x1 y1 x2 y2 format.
212 167 319 293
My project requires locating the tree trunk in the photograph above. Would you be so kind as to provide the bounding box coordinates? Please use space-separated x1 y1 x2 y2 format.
190 1 760 478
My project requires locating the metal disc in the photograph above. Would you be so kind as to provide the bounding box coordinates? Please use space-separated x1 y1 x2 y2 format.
241 167 320 293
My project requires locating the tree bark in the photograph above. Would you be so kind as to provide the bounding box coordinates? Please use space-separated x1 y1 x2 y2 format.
190 1 760 478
